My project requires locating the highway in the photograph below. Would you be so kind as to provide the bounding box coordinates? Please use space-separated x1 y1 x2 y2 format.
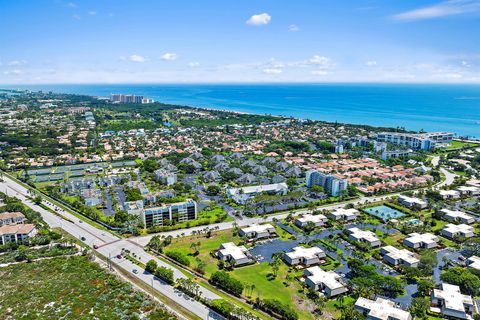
0 173 222 320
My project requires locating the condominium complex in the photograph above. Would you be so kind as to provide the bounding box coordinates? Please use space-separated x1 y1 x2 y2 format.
304 266 348 297
306 170 348 197
376 131 454 151
355 297 412 320
110 94 154 104
142 200 197 228
431 283 474 320
284 246 326 267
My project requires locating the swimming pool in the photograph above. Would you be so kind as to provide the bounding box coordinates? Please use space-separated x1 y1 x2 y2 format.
364 205 405 221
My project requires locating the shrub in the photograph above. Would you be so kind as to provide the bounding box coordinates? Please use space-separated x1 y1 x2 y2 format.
165 251 190 267
210 271 244 296
146 259 158 273
155 266 174 285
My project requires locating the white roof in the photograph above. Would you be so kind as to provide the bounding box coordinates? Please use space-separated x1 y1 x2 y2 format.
218 242 249 260
355 297 411 320
330 208 359 218
467 256 480 270
382 246 419 265
404 232 438 246
241 223 275 234
440 190 460 196
441 209 474 222
457 186 480 192
348 227 380 243
286 246 325 260
433 283 473 313
442 223 474 234
228 183 288 196
296 213 327 224
305 266 345 291
398 195 427 206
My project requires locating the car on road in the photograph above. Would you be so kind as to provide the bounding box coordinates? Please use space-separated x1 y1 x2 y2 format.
117 254 122 259
80 236 86 241
79 220 83 223
93 244 98 249
132 269 138 274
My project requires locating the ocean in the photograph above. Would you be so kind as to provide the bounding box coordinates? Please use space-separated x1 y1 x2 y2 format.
5 83 480 138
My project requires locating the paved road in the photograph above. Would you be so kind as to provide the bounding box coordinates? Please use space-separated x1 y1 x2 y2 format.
431 156 457 188
0 173 221 320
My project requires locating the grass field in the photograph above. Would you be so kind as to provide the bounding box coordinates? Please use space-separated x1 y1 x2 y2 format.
165 229 330 320
164 229 240 276
0 255 175 320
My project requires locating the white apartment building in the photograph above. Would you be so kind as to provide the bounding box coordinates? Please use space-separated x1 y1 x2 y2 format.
284 246 326 267
328 208 359 221
457 186 480 196
403 233 438 249
239 223 277 240
304 266 347 297
216 242 252 266
0 212 26 226
346 227 382 247
0 224 37 245
431 283 474 320
376 131 453 151
227 183 288 204
295 213 327 228
355 297 412 320
440 224 475 240
440 190 461 199
398 195 427 209
441 209 475 224
380 246 419 268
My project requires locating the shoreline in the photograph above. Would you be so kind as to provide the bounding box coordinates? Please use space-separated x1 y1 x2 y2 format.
2 85 480 138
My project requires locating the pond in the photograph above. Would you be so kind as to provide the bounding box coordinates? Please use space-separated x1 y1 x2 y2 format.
364 205 405 221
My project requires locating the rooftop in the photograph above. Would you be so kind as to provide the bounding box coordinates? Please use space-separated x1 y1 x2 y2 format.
355 297 412 320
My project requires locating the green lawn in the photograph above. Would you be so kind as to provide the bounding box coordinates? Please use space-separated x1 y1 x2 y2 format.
165 229 240 276
0 256 174 320
230 262 315 320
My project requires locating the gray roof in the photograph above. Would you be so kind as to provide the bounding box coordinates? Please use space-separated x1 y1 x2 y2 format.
251 165 268 175
285 167 302 178
212 155 226 163
275 161 290 172
262 157 277 165
228 167 243 176
241 160 257 168
203 170 221 181
271 175 286 183
214 162 230 171
229 152 245 160
236 173 257 185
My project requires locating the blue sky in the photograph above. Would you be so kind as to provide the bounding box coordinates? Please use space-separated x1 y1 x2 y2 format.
1 0 479 84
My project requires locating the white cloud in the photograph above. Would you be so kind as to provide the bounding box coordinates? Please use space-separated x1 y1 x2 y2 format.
188 62 200 68
246 13 271 26
311 70 329 76
260 58 284 74
88 11 97 16
7 60 27 66
263 68 283 74
72 14 81 20
66 2 77 8
366 60 377 67
127 54 148 63
3 69 23 76
393 0 480 21
288 24 300 32
461 60 471 67
161 53 178 61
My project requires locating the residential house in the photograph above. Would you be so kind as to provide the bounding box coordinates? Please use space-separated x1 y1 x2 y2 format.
284 246 326 267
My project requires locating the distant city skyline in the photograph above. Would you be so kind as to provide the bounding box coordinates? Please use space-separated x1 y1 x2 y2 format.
1 0 480 84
